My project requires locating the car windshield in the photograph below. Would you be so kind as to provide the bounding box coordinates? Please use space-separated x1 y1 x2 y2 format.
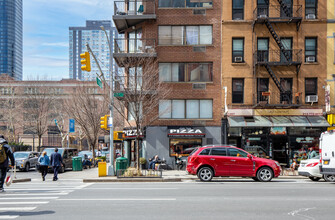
78 151 92 157
312 155 320 159
43 148 64 156
14 152 29 158
189 147 200 156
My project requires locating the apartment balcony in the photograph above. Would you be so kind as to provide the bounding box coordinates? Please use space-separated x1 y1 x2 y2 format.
113 0 156 33
254 49 302 67
113 38 157 67
253 5 302 25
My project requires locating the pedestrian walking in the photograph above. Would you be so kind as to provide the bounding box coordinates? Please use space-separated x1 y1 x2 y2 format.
0 135 15 192
38 151 50 181
50 148 63 181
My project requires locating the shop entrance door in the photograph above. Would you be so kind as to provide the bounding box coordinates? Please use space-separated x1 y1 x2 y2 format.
271 136 289 166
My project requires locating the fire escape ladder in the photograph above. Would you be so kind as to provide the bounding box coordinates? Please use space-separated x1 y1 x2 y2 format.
277 0 290 17
264 20 291 62
264 64 284 93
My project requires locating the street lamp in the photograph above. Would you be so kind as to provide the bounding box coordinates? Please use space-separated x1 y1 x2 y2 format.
100 25 115 176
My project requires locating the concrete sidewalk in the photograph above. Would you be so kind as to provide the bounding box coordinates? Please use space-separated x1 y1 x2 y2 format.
82 168 307 182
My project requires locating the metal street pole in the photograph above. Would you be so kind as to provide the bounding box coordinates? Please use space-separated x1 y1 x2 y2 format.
101 25 115 176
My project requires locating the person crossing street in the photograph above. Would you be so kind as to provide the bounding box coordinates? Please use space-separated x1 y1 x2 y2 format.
50 148 63 181
0 135 15 192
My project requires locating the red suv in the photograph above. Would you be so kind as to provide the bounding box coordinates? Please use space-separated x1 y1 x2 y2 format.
187 145 281 182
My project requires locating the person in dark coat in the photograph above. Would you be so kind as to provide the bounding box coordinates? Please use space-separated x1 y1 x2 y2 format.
0 136 15 192
50 148 63 181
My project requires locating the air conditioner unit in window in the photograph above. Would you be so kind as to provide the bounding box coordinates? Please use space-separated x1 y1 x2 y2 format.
258 14 267 19
307 56 315 62
306 14 316 19
234 56 243 63
306 95 318 103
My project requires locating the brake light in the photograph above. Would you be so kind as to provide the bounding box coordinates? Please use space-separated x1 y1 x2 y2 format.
319 149 322 163
306 162 319 167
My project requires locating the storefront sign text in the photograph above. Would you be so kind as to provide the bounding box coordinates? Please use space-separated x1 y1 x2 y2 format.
168 128 205 137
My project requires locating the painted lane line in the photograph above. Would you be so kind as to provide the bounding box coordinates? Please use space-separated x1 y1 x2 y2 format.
0 197 58 200
79 188 179 190
2 193 69 196
0 207 37 211
5 188 75 191
75 183 94 189
0 201 49 205
0 216 19 219
58 198 177 201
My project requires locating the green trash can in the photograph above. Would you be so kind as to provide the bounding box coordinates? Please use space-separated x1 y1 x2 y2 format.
116 157 128 175
72 156 82 171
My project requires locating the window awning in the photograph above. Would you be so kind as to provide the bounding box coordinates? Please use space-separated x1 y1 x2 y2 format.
228 116 329 127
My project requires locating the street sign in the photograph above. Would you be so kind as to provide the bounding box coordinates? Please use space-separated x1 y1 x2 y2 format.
114 92 124 97
96 77 103 89
69 119 75 133
107 116 112 128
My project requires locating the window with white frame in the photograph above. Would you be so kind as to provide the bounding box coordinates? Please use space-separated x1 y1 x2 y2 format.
128 102 143 121
159 63 212 82
159 99 213 119
158 26 212 46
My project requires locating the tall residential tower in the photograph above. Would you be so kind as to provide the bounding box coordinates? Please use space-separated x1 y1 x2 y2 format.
0 0 23 80
69 20 117 81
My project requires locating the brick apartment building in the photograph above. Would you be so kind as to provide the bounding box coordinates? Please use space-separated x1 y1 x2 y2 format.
222 0 329 166
0 74 107 151
112 0 222 166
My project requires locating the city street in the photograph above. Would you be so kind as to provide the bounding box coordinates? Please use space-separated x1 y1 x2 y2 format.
1 170 335 219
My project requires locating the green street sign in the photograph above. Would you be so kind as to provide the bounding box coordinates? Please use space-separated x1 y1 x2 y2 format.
114 92 124 97
96 77 103 89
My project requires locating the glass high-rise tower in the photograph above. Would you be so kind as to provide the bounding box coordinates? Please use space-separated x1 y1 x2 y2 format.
69 20 118 81
0 0 23 80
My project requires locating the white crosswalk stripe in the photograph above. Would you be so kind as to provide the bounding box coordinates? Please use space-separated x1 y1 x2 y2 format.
0 180 90 219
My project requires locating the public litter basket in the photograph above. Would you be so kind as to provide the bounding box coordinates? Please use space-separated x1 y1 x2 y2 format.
116 157 128 175
98 161 107 177
72 156 82 171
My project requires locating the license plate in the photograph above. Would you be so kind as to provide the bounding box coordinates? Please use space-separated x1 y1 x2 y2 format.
301 164 305 167
324 160 329 165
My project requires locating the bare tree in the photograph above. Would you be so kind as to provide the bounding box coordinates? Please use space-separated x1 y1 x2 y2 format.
22 83 56 151
64 84 109 157
103 57 171 170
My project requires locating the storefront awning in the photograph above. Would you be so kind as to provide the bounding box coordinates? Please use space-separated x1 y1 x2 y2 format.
228 116 330 127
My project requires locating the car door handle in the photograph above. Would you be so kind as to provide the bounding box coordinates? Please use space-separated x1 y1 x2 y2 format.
231 160 236 162
210 158 215 161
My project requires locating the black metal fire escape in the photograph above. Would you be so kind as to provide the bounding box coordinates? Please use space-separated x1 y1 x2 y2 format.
254 1 302 104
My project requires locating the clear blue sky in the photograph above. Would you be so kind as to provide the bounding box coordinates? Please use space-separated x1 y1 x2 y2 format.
23 0 114 80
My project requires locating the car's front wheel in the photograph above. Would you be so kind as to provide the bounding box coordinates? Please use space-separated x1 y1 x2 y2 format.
24 163 30 172
257 167 273 182
324 174 335 182
197 167 213 182
309 176 321 181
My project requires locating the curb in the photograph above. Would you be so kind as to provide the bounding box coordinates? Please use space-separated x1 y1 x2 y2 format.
83 178 182 183
13 178 31 183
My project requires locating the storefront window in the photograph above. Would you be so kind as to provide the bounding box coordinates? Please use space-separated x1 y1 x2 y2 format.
169 138 202 156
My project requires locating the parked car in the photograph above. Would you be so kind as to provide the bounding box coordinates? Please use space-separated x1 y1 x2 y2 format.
43 148 78 173
186 145 281 182
13 151 40 172
298 155 322 181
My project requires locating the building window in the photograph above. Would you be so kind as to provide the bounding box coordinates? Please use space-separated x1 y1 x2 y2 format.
305 78 317 97
232 0 244 20
158 26 212 46
257 38 269 62
232 78 244 103
158 0 213 8
232 38 244 63
305 0 317 18
128 102 143 121
159 99 213 119
280 78 293 103
159 63 212 82
128 66 142 90
305 37 317 62
257 78 269 103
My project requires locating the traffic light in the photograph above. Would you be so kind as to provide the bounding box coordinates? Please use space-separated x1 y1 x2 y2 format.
100 115 108 130
114 131 125 141
80 52 91 72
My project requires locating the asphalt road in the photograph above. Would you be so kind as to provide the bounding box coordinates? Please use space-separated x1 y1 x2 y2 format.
1 177 334 220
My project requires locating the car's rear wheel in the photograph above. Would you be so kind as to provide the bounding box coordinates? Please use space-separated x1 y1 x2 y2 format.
24 163 30 172
257 167 273 182
309 176 321 181
197 167 213 182
60 166 65 173
324 174 335 182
